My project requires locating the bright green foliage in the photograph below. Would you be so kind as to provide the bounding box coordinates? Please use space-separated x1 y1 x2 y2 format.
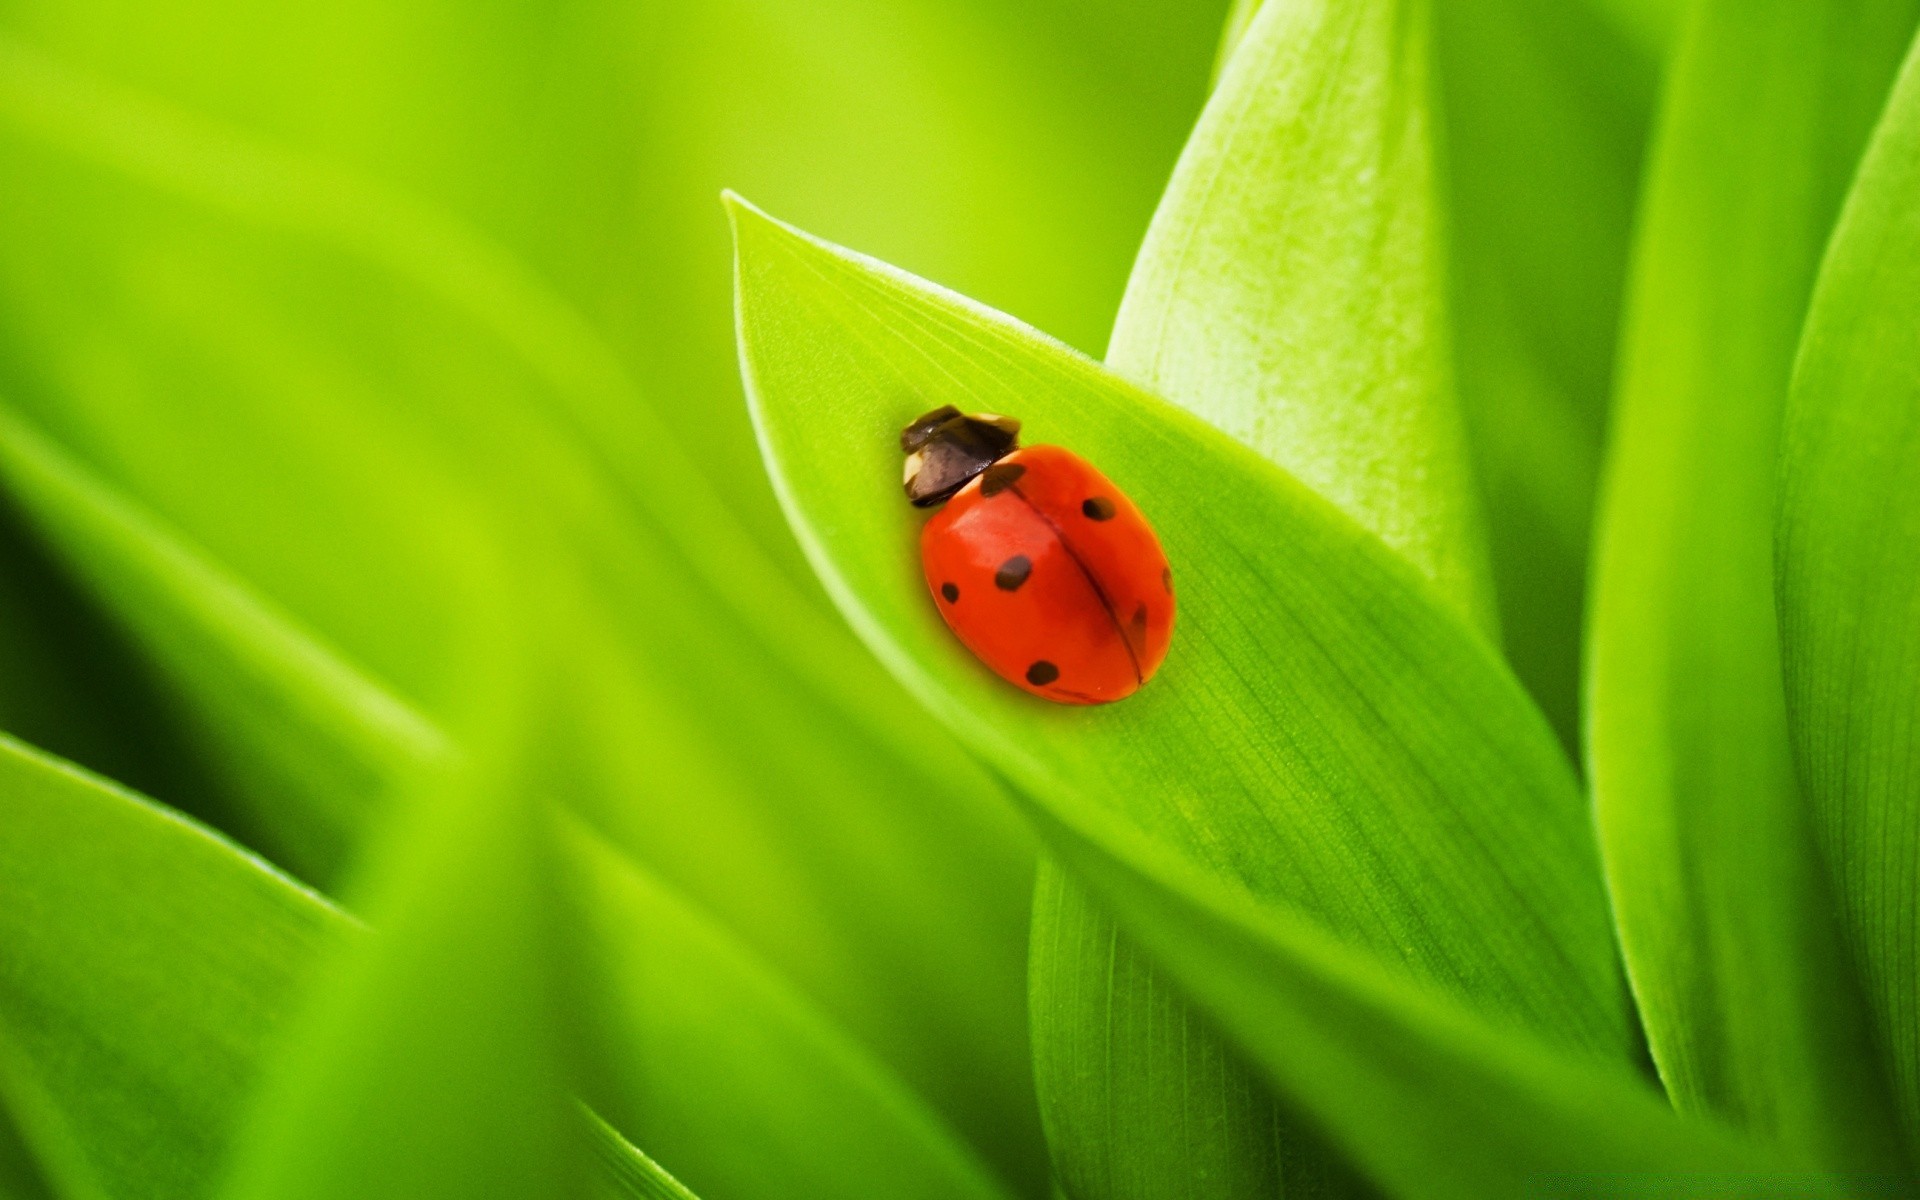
570 827 1011 1200
1588 0 1918 1177
0 407 450 882
0 735 335 1199
1114 0 1490 631
1433 0 1654 749
0 29 1049 1191
1778 35 1920 1156
1039 0 1487 1189
4 0 1920 1196
726 198 1731 1194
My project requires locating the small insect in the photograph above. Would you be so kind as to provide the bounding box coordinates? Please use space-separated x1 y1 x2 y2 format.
902 405 1175 705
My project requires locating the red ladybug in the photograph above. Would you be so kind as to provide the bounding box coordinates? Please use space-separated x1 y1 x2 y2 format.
901 406 1174 705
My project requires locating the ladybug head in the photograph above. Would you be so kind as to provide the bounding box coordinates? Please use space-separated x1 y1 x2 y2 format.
900 406 1021 507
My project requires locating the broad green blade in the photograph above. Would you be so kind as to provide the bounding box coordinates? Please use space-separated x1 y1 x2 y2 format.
0 734 337 1200
1433 0 1655 750
0 406 451 883
1051 0 1495 1189
1030 873 1369 1197
216 578 580 1200
732 197 1637 1192
0 41 1045 1184
570 826 1011 1200
1777 33 1920 1157
1587 0 1682 60
0 722 1012 1199
1112 0 1492 635
0 498 212 809
1211 0 1266 81
1588 0 1918 1174
1026 791 1816 1199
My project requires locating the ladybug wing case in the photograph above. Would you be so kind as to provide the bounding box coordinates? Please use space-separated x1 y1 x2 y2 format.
920 446 1173 704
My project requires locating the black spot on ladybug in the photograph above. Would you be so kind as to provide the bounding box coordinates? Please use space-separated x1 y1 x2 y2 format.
995 555 1033 591
979 462 1027 496
1082 497 1116 521
1026 660 1059 686
1131 604 1149 635
941 582 960 603
1162 567 1173 594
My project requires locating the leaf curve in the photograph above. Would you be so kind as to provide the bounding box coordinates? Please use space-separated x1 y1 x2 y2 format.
730 196 1640 1191
1110 0 1492 634
0 404 452 882
1777 29 1920 1157
1046 0 1501 1188
1588 0 1918 1174
0 722 1009 1200
0 44 1046 1183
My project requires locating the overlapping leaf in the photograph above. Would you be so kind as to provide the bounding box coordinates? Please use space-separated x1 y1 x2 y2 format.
725 199 1710 1195
569 826 1010 1200
0 717 1007 1198
214 568 582 1200
1040 0 1499 1189
1433 0 1654 748
0 407 452 882
1777 31 1920 1156
1588 0 1918 1175
0 38 1045 1187
0 450 1022 1200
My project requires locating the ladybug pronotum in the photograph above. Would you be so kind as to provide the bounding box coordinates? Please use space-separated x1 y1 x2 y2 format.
902 405 1175 705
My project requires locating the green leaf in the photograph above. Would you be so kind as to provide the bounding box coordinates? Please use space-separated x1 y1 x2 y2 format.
0 1106 51 1200
1585 0 1682 60
1026 791 1814 1199
584 1114 701 1200
0 733 337 1200
0 719 1007 1199
1777 31 1920 1157
1047 0 1499 1188
216 588 582 1200
569 824 1012 1200
730 197 1636 1192
1112 0 1492 635
0 41 1046 1186
1433 0 1655 751
1587 0 1918 1174
0 405 451 883
1210 0 1265 81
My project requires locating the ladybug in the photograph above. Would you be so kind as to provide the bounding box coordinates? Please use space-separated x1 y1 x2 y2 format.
902 405 1174 705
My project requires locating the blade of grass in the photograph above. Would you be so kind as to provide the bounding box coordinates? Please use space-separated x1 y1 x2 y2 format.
0 43 1046 1185
0 1108 50 1200
732 197 1641 1193
1046 0 1500 1189
1433 0 1654 751
1112 0 1492 634
1587 0 1919 1175
0 404 452 883
215 565 582 1200
585 1114 702 1200
1026 790 1822 1198
1776 30 1920 1159
0 722 1011 1200
569 824 1012 1200
0 734 339 1200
